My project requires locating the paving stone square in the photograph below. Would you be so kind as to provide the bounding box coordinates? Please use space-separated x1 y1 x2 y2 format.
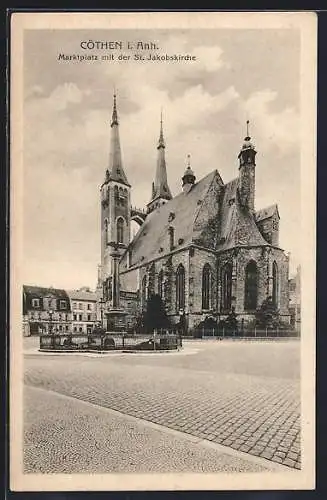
23 339 301 472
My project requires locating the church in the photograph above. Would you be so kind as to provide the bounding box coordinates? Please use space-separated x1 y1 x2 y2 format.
98 95 290 332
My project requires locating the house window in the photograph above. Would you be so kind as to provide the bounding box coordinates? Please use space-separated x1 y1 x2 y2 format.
176 264 185 311
87 314 91 321
79 314 82 321
65 326 69 331
117 217 125 244
244 260 258 311
221 263 232 311
73 314 77 321
73 327 77 332
31 298 40 308
72 302 77 309
78 303 83 310
158 269 164 298
202 264 212 310
79 327 83 333
272 261 279 307
87 303 91 310
59 300 67 310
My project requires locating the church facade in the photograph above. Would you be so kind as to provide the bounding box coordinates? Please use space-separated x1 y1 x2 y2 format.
99 95 290 332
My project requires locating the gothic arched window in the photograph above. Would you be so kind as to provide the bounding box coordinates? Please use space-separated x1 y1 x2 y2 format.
221 263 232 311
148 263 155 297
141 275 147 309
244 260 258 310
104 219 109 245
117 217 124 243
158 269 164 298
272 261 279 307
202 264 212 310
176 264 185 311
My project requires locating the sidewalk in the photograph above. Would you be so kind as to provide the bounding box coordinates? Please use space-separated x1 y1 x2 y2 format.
24 385 277 474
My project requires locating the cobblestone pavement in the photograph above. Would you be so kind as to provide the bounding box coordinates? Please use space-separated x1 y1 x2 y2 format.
24 385 270 473
24 340 301 471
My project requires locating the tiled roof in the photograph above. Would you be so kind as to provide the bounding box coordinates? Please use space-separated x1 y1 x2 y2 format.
216 178 270 251
122 170 274 270
23 285 68 299
123 171 218 268
67 290 98 301
255 204 279 222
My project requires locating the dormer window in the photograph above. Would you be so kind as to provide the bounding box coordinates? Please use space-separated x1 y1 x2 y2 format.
60 300 67 310
168 226 175 250
32 298 40 308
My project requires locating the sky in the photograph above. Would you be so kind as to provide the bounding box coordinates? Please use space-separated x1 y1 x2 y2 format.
22 28 301 290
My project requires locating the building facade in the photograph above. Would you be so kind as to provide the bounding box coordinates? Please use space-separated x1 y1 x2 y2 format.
23 285 72 336
67 287 99 334
99 97 291 332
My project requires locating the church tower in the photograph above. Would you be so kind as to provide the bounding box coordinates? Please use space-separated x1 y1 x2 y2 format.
100 93 131 308
238 120 257 213
147 112 172 214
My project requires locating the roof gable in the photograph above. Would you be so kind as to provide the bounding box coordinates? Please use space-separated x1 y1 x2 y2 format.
216 179 270 251
255 204 279 222
122 171 219 268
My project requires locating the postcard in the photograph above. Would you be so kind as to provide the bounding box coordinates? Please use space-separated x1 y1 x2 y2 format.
10 11 316 491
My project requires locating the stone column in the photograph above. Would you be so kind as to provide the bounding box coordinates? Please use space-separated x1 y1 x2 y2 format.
111 248 121 309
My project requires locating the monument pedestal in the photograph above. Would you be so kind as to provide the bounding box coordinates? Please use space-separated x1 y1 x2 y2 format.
105 309 127 332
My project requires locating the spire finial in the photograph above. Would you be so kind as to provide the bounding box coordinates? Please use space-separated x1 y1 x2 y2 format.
158 108 165 148
111 89 118 127
245 119 251 140
187 154 191 169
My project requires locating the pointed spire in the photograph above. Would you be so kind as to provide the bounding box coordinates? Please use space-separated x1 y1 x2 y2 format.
108 92 130 186
158 109 165 149
111 90 118 127
147 112 172 213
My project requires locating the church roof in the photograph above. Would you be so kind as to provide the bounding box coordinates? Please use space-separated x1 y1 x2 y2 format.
216 179 270 251
125 171 217 267
122 170 273 269
255 204 279 222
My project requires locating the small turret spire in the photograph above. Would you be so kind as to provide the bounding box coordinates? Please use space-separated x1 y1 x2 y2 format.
147 111 172 213
182 154 196 193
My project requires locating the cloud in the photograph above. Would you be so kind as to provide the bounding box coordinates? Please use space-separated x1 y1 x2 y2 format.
243 89 299 154
22 31 301 288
